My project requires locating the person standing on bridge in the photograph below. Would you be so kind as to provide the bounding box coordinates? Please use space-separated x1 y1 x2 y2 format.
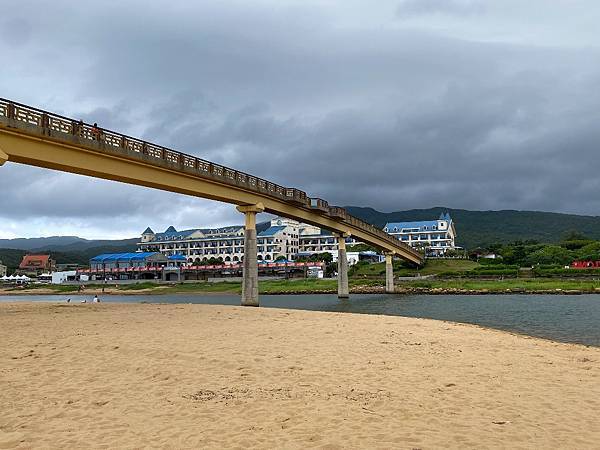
92 123 101 141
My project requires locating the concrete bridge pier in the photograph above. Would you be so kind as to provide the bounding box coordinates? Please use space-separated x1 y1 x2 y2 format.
385 253 395 294
336 234 349 299
237 203 264 306
0 147 8 166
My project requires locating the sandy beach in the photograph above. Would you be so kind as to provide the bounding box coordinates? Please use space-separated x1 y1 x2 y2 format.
1 303 599 449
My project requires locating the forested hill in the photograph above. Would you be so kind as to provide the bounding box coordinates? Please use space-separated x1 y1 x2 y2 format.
0 236 138 251
345 207 600 249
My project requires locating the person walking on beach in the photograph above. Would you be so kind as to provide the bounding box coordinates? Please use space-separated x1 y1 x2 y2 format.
93 295 99 303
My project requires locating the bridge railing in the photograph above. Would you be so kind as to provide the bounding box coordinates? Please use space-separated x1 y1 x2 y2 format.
0 98 420 260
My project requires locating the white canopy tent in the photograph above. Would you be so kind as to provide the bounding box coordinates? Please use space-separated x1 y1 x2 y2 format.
1 274 31 283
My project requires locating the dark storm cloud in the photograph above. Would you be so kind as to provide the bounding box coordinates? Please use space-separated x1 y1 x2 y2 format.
2 0 600 238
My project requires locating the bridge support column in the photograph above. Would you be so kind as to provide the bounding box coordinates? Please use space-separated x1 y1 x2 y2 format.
237 203 264 307
0 147 8 166
385 253 394 294
336 234 349 299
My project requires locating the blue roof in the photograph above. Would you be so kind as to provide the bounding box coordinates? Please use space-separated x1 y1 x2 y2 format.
154 228 199 239
385 212 452 232
258 226 286 237
142 227 154 234
199 226 243 234
384 219 451 233
90 252 160 263
168 254 187 261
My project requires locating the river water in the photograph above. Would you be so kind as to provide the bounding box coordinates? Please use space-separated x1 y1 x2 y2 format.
2 293 599 347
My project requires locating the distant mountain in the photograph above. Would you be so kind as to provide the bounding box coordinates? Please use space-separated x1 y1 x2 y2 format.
0 236 138 252
0 236 87 251
30 238 139 253
345 206 600 249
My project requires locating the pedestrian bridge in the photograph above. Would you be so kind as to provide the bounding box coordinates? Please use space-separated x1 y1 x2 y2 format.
0 98 423 304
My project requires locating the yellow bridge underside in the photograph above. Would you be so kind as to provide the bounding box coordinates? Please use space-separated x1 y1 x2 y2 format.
0 126 421 264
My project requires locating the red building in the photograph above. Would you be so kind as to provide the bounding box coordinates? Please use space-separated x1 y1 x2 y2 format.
18 254 55 275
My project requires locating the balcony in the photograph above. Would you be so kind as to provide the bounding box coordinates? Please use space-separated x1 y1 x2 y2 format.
309 198 329 213
285 188 308 206
327 206 347 221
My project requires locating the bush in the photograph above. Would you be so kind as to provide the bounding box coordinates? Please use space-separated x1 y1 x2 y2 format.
532 267 600 277
477 258 505 266
437 269 519 278
471 264 519 271
524 245 574 266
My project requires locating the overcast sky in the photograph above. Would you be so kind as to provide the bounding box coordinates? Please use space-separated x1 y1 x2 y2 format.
2 0 600 239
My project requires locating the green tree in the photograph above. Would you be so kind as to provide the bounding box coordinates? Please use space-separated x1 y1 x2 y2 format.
524 245 574 266
562 230 589 242
576 242 600 261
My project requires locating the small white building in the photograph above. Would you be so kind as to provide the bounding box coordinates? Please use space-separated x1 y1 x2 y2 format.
51 271 77 284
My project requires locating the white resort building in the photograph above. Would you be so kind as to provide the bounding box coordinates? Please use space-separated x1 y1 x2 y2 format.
383 212 458 256
139 217 301 264
138 217 363 264
137 212 458 264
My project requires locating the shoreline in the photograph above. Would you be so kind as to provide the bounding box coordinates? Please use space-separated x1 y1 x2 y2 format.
4 300 598 349
2 285 600 296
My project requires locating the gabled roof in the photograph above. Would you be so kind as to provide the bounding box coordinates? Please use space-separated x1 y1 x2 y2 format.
384 220 441 232
19 254 51 269
154 228 201 239
385 212 453 233
198 226 244 234
142 227 154 235
258 226 286 237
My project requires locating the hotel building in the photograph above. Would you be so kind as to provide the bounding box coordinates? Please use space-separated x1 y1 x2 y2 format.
383 212 457 256
138 217 362 264
137 212 457 264
139 217 301 263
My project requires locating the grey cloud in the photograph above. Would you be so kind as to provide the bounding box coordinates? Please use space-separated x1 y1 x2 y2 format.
2 0 600 238
397 0 485 17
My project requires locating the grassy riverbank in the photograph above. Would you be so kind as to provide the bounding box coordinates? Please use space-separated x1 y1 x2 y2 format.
3 276 600 295
397 278 600 293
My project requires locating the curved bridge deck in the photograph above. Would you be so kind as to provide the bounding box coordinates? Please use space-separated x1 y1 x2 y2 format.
0 98 422 264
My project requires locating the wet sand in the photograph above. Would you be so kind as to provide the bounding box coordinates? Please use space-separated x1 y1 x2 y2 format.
1 302 599 449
